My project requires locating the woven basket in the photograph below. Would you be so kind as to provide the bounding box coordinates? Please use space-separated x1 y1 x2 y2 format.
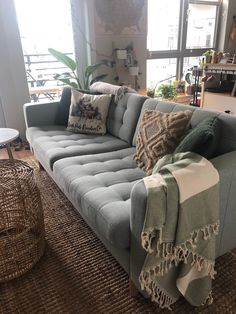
0 160 45 282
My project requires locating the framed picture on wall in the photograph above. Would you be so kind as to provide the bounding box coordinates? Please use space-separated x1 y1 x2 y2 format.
174 80 186 94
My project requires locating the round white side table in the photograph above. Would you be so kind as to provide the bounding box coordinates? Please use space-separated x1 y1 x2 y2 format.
0 128 19 160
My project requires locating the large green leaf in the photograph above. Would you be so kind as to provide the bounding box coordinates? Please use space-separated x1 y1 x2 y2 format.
85 59 112 78
90 74 107 86
54 72 74 79
67 81 78 88
84 59 113 88
54 76 78 88
48 48 77 71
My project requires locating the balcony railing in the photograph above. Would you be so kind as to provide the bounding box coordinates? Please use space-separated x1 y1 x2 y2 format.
24 52 73 102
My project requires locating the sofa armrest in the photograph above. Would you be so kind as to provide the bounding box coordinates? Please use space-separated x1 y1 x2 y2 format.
210 150 236 256
130 180 147 243
23 101 60 128
130 179 148 291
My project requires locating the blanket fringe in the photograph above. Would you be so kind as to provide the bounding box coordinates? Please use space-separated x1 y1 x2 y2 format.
139 271 176 310
140 221 219 302
203 291 213 306
141 228 162 254
141 221 219 256
141 230 156 254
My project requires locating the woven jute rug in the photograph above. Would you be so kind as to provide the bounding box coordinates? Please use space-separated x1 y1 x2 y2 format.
1 156 236 313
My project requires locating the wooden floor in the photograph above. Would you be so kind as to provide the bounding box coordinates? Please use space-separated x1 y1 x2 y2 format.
0 147 32 159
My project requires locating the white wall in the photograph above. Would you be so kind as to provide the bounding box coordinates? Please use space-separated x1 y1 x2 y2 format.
0 0 30 138
71 0 91 86
88 0 147 90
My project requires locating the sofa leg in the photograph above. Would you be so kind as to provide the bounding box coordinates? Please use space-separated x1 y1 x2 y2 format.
129 279 139 297
38 161 45 171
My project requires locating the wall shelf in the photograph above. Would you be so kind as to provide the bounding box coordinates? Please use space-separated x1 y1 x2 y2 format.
204 63 236 74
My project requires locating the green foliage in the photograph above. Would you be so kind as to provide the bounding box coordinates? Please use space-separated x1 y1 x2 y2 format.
156 84 177 100
202 49 215 63
48 48 76 71
203 49 214 57
48 48 113 90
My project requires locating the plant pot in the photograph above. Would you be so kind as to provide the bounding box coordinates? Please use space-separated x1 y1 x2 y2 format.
116 49 127 60
146 89 155 98
129 66 139 76
205 55 212 63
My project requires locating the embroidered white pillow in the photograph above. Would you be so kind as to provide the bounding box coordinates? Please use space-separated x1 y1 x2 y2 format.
67 89 112 135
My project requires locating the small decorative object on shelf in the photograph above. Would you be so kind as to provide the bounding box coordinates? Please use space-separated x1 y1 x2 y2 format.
202 49 236 65
202 50 214 64
173 80 186 95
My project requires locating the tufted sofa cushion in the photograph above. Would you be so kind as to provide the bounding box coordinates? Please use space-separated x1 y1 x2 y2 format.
26 125 129 169
107 93 147 144
53 147 145 249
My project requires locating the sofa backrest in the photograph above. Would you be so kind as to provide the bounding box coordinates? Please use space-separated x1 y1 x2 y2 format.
132 98 236 156
55 87 72 125
106 93 147 144
55 88 147 145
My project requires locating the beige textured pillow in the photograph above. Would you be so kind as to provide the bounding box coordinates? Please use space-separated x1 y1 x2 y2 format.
134 109 193 174
67 89 112 135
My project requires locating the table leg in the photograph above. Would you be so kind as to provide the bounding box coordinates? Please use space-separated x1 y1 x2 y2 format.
6 143 13 160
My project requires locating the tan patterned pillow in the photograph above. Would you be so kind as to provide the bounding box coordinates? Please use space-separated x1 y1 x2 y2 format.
67 89 112 135
134 109 193 174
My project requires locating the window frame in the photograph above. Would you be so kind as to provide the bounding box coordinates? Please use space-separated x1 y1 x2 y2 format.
147 0 221 80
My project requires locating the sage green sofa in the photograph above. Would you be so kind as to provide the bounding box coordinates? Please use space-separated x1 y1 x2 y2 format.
24 89 236 294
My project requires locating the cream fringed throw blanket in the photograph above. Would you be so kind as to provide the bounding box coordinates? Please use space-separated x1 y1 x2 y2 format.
140 152 219 309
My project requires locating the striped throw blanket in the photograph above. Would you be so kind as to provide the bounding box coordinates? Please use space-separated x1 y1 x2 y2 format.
140 152 219 309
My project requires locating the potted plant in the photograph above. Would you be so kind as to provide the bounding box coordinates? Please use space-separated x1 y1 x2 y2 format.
128 60 139 76
146 87 155 98
116 49 127 60
156 84 177 100
202 50 214 64
48 48 114 90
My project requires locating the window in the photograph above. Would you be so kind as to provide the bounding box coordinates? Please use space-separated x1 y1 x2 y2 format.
147 0 220 88
183 56 201 73
147 0 181 51
14 0 75 101
147 59 177 89
186 4 217 49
